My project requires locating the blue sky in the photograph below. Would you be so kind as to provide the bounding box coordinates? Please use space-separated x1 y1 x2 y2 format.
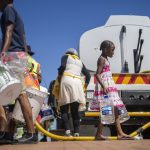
2 0 150 88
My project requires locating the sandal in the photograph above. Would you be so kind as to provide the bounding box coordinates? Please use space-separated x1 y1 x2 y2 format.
117 136 134 140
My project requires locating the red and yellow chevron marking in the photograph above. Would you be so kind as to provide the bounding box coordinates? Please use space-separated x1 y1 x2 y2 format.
94 73 150 84
113 73 150 84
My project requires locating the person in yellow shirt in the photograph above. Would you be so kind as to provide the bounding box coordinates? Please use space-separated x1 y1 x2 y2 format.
26 45 41 90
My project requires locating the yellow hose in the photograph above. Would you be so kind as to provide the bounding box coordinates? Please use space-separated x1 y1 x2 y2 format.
35 121 95 141
35 121 136 140
85 112 150 117
140 70 150 73
130 122 150 137
35 112 150 141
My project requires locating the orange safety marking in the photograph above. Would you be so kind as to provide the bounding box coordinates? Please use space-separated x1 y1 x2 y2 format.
115 74 126 84
128 74 137 84
142 74 150 84
114 74 150 84
94 73 150 84
134 75 145 84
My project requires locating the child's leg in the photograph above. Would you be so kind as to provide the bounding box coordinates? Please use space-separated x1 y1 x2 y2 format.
95 120 107 140
114 107 132 139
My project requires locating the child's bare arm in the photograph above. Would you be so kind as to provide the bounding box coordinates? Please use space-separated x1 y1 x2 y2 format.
96 57 104 87
96 57 108 94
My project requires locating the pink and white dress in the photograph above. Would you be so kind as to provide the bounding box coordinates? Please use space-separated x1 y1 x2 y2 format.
93 56 129 123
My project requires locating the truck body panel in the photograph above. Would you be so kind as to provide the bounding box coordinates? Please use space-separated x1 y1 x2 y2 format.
79 15 150 73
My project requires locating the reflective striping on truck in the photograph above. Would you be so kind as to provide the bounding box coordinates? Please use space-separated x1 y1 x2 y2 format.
113 73 150 84
93 73 150 84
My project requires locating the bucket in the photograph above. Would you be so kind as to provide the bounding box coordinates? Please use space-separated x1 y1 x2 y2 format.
38 104 54 123
0 62 22 105
1 52 35 90
12 87 48 122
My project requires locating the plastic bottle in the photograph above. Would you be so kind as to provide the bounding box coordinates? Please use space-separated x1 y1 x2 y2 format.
118 105 130 123
78 103 86 111
40 104 54 123
100 95 115 124
14 121 25 140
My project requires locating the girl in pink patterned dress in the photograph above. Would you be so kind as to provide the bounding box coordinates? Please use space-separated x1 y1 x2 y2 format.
95 40 133 140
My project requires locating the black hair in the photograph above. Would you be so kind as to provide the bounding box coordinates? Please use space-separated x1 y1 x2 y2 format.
2 0 13 5
100 40 114 51
65 52 74 55
7 0 13 3
4 0 13 4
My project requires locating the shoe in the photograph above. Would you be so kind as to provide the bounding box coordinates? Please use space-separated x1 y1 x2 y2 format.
117 136 134 140
0 132 5 139
0 132 14 144
16 133 38 144
65 130 72 137
74 133 79 137
40 137 47 142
